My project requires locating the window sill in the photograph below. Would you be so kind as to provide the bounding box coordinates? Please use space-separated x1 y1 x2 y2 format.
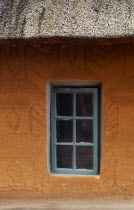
49 171 101 178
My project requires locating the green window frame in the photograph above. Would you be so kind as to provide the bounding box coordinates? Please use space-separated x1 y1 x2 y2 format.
50 87 100 175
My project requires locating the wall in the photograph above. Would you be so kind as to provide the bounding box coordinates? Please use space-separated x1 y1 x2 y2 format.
0 42 134 198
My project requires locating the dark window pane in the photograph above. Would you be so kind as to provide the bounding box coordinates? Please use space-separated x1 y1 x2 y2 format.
76 146 93 169
57 146 73 168
76 93 93 116
56 93 73 116
76 120 93 143
56 119 73 142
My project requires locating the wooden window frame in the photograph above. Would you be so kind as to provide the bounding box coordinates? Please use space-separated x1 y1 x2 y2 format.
50 87 100 175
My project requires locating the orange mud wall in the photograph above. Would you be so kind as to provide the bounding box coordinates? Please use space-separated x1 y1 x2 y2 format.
0 42 134 199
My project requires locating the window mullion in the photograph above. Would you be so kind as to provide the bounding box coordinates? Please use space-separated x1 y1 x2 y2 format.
73 93 76 170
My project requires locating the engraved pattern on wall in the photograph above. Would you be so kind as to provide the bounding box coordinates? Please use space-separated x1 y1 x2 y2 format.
0 43 133 198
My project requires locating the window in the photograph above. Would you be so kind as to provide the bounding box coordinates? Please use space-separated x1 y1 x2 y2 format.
50 87 101 175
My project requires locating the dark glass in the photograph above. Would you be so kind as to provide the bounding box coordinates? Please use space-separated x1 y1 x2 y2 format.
76 146 93 169
56 93 73 116
76 119 93 143
76 93 93 116
57 146 73 168
56 119 73 142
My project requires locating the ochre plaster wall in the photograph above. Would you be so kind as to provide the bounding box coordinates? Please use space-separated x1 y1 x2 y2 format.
0 42 134 198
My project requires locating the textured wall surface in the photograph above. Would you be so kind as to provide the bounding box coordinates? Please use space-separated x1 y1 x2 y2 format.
0 41 134 198
0 0 134 39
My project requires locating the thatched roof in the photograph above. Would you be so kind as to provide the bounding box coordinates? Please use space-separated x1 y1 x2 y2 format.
0 0 134 40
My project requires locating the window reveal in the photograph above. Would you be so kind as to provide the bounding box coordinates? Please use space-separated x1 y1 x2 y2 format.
50 87 100 175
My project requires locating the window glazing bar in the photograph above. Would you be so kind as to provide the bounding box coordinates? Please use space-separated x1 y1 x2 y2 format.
55 142 94 146
56 116 94 120
93 89 98 174
73 93 76 170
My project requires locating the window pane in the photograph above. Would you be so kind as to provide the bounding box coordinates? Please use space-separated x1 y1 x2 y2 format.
56 93 73 116
57 146 73 168
76 93 93 116
56 119 73 142
76 119 93 143
76 146 93 169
